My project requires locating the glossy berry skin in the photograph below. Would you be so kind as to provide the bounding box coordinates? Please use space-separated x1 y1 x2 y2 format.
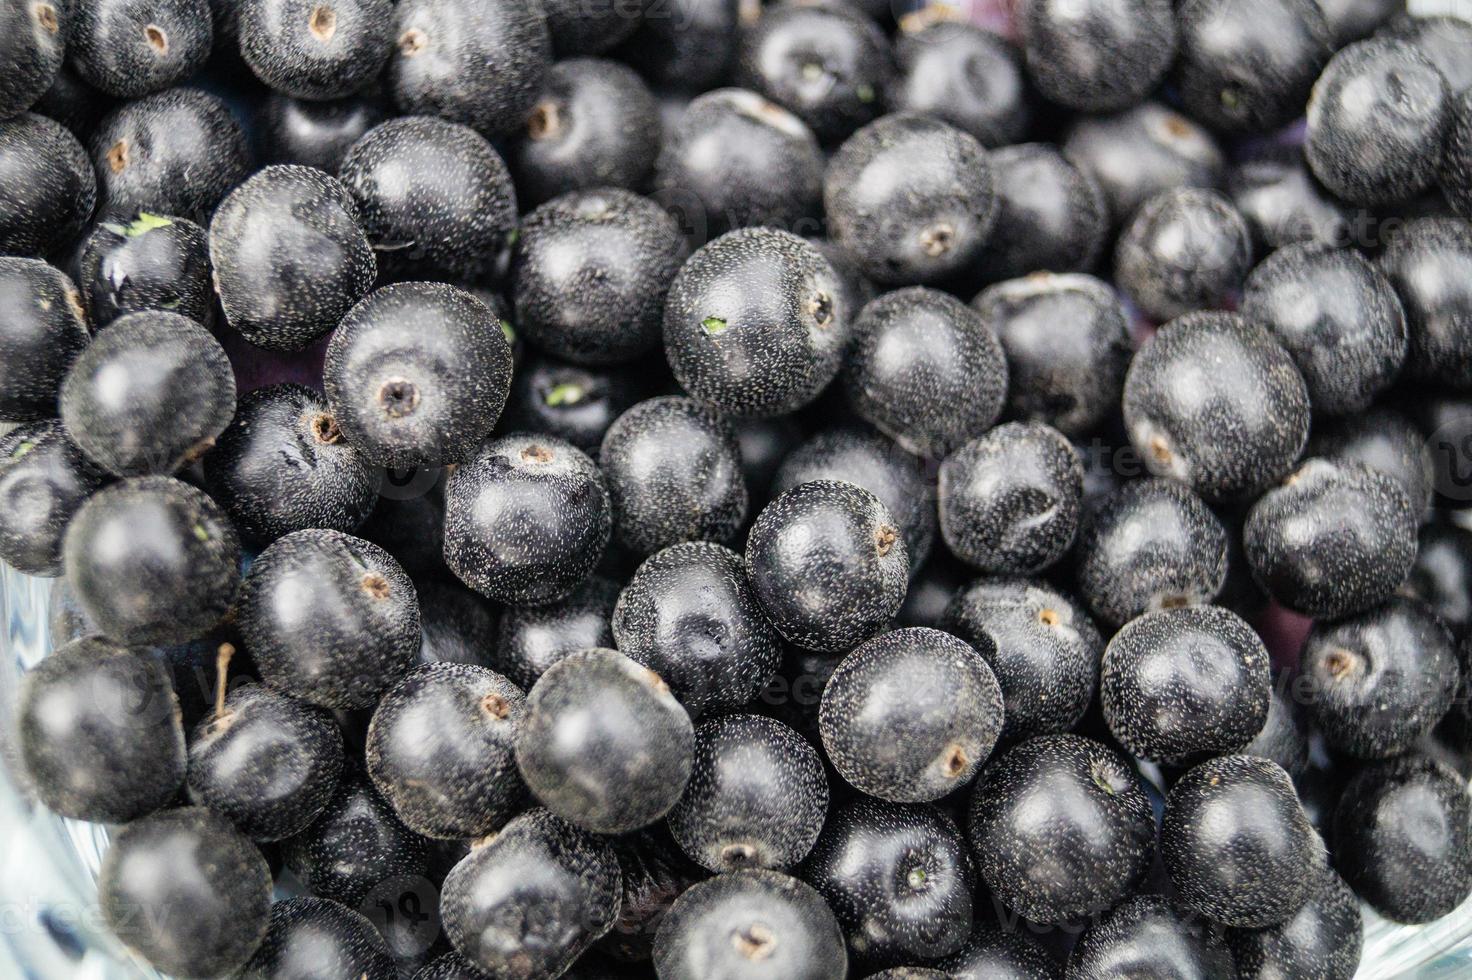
0 114 95 257
1114 188 1253 323
238 529 421 710
1227 147 1352 253
281 774 428 907
772 428 935 572
844 287 1007 460
0 420 108 575
934 926 1059 980
512 189 686 365
203 383 379 546
664 228 848 418
889 23 1028 150
1298 597 1459 759
1173 0 1331 135
974 145 1107 284
70 0 212 98
238 0 392 100
1378 217 1472 388
821 628 1002 802
509 57 659 209
1073 478 1229 628
1313 409 1432 518
366 663 525 839
969 734 1155 924
1305 38 1450 206
1226 868 1363 980
0 258 88 421
501 353 649 454
516 649 693 835
444 434 610 606
1162 755 1317 928
1245 458 1416 618
63 476 240 646
745 481 909 652
1333 754 1472 924
99 807 272 978
493 575 617 689
736 2 890 145
800 799 973 966
258 93 384 172
613 543 780 713
1062 101 1225 226
653 869 847 980
187 683 345 841
939 423 1082 575
60 310 235 477
1123 311 1311 501
240 896 396 980
210 165 376 352
653 88 823 244
1019 0 1176 113
1242 243 1406 415
942 578 1102 742
19 637 184 822
324 282 513 467
388 0 550 138
1384 14 1472 96
0 0 66 120
79 212 211 328
1101 605 1271 764
668 714 828 873
90 88 249 222
1320 0 1401 44
973 273 1130 438
443 808 621 974
1067 895 1235 980
339 116 516 282
825 114 996 287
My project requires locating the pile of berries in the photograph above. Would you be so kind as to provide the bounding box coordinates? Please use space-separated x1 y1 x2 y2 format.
4 0 1472 977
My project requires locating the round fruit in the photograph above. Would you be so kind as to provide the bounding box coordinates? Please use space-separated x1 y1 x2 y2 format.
825 113 996 287
210 164 376 352
1122 311 1311 501
366 662 527 839
820 627 1002 803
60 309 235 476
0 114 95 257
745 480 909 652
1100 605 1271 764
968 734 1155 924
237 528 421 710
63 476 240 646
240 896 396 980
514 648 694 835
0 420 108 575
663 227 849 418
1161 755 1318 928
323 282 514 467
443 434 610 606
99 807 272 978
79 211 212 327
238 0 393 100
1114 187 1253 323
19 636 184 823
653 870 847 980
70 0 213 98
612 542 780 713
1019 0 1177 112
800 799 975 965
667 714 828 874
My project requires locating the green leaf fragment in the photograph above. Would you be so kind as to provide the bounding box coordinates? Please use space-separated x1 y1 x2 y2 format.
126 212 174 237
702 316 729 335
856 83 875 104
544 382 586 407
500 319 516 344
192 524 210 543
11 441 35 460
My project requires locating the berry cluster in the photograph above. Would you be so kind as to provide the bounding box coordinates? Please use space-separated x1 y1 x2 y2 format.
3 0 1472 978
